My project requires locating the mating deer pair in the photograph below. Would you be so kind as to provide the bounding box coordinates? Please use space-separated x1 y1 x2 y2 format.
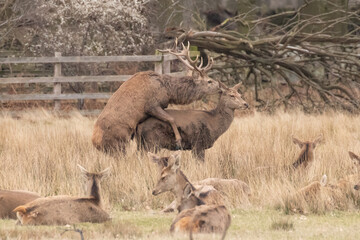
92 42 221 153
13 165 110 225
149 152 232 239
137 82 248 160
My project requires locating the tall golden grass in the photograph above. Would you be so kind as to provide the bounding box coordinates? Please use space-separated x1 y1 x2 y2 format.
0 109 359 214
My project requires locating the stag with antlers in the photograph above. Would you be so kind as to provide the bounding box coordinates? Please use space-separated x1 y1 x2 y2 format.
92 42 220 153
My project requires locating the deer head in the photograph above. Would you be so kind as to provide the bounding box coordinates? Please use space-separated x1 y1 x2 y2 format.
219 82 249 110
78 165 110 199
177 183 205 212
292 135 323 168
152 152 182 196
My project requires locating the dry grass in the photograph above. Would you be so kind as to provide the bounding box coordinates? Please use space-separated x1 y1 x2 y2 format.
1 109 360 238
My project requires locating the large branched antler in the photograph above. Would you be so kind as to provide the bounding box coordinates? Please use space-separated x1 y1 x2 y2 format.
159 40 214 76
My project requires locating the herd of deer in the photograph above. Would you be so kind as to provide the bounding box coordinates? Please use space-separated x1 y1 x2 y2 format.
1 43 359 240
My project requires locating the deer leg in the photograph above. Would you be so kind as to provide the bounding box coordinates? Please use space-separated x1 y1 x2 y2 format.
161 200 176 213
146 107 182 149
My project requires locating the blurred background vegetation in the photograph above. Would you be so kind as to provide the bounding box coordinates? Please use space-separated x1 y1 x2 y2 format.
1 0 360 113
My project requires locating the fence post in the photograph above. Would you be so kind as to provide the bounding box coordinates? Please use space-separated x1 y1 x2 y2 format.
54 52 62 111
162 54 171 74
154 51 163 74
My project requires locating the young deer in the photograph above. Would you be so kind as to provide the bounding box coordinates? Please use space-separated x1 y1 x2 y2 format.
287 175 329 213
13 165 110 225
292 135 323 169
0 190 40 219
171 183 231 240
337 151 360 191
151 152 224 212
149 152 250 211
92 42 219 153
136 83 248 161
296 175 328 197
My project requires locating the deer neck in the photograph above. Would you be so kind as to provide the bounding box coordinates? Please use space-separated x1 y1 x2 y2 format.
87 177 101 206
210 102 235 137
173 170 194 207
165 76 204 105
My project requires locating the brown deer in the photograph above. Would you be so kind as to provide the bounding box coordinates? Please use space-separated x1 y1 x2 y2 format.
170 183 231 240
13 165 110 225
151 152 224 212
337 151 360 191
287 174 329 213
0 190 40 220
292 135 323 169
149 151 251 197
92 42 220 153
296 175 328 198
137 83 249 161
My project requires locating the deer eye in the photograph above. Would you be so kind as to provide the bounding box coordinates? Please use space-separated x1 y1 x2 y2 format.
208 80 212 84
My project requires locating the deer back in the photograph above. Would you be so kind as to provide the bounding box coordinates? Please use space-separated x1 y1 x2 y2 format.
0 190 40 219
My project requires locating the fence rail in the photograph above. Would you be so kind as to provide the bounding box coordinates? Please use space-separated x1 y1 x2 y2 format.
0 52 187 111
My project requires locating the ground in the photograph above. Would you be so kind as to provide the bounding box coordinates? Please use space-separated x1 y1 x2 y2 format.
1 208 360 239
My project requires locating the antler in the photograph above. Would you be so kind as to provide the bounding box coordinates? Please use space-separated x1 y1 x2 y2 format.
158 41 214 76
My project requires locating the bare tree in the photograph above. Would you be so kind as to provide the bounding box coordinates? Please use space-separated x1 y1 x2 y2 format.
164 1 360 112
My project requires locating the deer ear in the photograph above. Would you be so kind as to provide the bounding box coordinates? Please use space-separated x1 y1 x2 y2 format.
13 205 27 214
183 183 193 199
349 151 360 163
78 164 90 179
169 152 181 171
148 152 160 162
320 174 327 187
292 136 304 148
232 82 243 91
313 135 323 147
99 167 111 179
149 152 169 170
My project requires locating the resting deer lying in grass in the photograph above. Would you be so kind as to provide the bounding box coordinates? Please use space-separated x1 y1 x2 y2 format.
92 42 220 153
13 165 110 225
287 174 330 213
170 183 231 240
150 152 224 212
292 135 322 169
0 190 40 219
337 151 360 191
137 83 248 160
296 175 328 197
149 152 250 203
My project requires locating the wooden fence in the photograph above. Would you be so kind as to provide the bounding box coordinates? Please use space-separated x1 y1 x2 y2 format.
0 52 185 111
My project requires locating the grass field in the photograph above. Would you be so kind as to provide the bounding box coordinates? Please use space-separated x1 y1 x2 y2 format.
0 109 360 239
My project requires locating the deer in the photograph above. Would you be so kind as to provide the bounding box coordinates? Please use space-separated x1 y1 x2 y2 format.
296 175 328 198
291 135 323 169
149 152 250 211
151 152 224 212
170 183 231 240
335 151 360 191
287 174 329 213
0 190 40 220
136 83 249 161
13 165 110 225
92 42 220 153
